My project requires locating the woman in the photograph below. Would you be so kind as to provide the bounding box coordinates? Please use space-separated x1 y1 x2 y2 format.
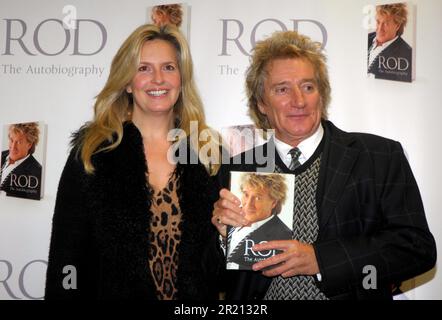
45 24 223 300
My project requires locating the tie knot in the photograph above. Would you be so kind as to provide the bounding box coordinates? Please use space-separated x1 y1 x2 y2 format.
288 147 301 160
288 147 302 171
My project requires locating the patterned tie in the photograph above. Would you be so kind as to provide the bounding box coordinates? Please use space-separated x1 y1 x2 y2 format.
227 226 235 244
288 147 302 171
226 226 236 256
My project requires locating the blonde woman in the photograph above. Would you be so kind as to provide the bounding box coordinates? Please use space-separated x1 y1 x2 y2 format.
45 24 222 300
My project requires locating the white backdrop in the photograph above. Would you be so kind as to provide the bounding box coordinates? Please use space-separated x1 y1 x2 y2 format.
0 0 440 299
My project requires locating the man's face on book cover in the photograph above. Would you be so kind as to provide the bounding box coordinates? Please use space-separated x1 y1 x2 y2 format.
8 130 32 164
241 183 276 223
376 12 400 45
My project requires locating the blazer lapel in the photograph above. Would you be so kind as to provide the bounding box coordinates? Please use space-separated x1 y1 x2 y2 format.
317 121 360 230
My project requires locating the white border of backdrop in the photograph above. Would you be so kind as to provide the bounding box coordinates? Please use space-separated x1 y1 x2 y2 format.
0 0 440 300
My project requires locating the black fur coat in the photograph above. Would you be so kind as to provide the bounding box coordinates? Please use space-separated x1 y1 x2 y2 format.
45 122 223 300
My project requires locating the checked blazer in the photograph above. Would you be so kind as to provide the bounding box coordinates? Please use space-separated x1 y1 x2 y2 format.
218 120 436 300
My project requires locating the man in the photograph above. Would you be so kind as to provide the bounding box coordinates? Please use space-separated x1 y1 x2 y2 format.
367 3 412 82
212 31 436 300
0 122 42 200
227 173 291 269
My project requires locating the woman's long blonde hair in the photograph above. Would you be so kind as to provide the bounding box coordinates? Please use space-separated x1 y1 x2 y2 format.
79 24 220 175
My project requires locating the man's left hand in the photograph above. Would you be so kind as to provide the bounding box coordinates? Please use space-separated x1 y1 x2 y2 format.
252 240 319 277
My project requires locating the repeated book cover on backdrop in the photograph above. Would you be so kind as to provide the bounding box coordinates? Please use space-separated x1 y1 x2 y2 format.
0 121 47 200
366 2 415 82
226 171 295 270
146 2 191 40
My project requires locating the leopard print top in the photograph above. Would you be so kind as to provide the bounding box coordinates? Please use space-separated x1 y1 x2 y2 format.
147 172 183 300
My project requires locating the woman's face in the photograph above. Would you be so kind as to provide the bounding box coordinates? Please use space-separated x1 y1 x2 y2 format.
127 39 181 120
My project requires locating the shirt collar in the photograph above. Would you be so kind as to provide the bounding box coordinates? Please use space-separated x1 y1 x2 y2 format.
4 154 30 168
274 123 324 167
233 214 274 238
372 35 398 50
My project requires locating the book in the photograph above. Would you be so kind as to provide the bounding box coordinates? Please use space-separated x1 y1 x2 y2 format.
365 2 415 82
0 121 47 200
226 171 295 270
146 3 191 40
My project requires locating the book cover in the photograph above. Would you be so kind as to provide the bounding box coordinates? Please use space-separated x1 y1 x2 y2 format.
226 171 295 270
146 3 191 40
366 2 415 82
0 121 47 200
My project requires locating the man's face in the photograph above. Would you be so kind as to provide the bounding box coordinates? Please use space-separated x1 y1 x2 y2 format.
241 183 276 223
8 130 32 164
376 12 400 45
258 58 322 147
